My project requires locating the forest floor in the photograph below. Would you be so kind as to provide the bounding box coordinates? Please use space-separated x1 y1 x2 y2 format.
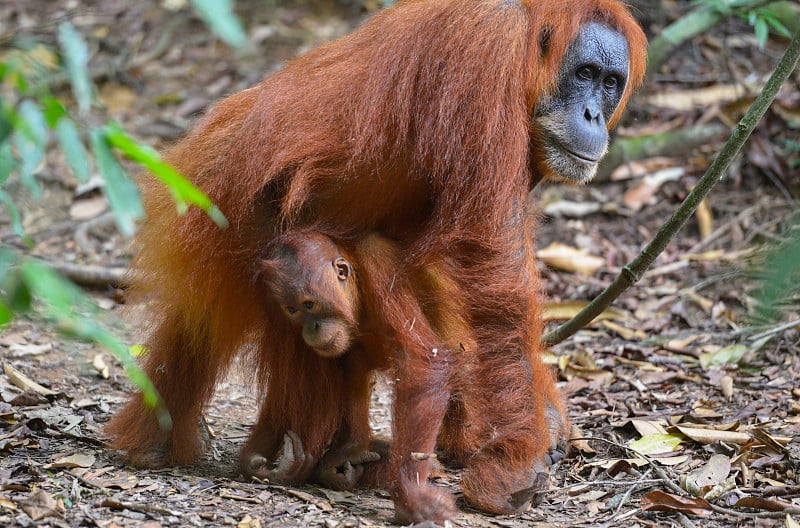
1 1 799 527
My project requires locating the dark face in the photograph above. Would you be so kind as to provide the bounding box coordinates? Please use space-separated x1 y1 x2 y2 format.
534 22 630 183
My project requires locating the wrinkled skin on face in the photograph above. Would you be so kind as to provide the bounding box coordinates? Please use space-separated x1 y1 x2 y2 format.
534 22 630 183
261 232 359 358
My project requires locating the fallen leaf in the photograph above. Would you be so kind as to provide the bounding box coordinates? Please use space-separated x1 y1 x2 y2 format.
47 453 96 469
537 243 604 275
640 490 712 516
610 157 678 181
99 83 137 114
629 433 683 455
9 391 49 406
622 167 684 211
699 344 749 368
541 301 626 323
7 343 52 358
735 496 796 512
644 83 754 110
69 196 108 220
543 200 601 218
630 420 669 437
3 363 58 397
20 490 63 521
720 375 734 400
674 425 750 445
93 354 110 379
681 454 731 496
695 198 713 239
602 320 646 340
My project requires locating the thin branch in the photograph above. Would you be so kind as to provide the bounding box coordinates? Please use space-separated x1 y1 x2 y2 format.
542 27 800 347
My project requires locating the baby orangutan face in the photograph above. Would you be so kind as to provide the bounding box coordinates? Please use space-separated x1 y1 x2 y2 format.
261 231 360 358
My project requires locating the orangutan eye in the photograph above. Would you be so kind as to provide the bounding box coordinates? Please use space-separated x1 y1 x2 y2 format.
286 306 298 314
303 301 315 310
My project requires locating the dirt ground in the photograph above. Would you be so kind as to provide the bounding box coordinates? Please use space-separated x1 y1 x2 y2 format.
1 1 799 527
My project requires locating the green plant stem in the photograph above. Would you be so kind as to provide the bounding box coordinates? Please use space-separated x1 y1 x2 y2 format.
542 27 800 347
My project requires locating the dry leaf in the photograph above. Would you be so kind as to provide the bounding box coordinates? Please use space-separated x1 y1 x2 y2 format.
640 490 712 516
20 490 63 521
695 198 713 239
99 83 137 114
720 375 734 400
674 425 750 445
644 83 753 110
681 454 731 496
602 320 646 340
93 354 110 379
735 496 796 512
631 420 669 437
543 200 601 218
622 167 684 211
537 243 604 275
69 196 108 221
610 157 678 181
541 301 626 323
3 363 58 397
238 515 262 528
47 453 96 469
7 343 52 357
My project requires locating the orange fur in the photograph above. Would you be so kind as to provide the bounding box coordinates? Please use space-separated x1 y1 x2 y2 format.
107 0 646 523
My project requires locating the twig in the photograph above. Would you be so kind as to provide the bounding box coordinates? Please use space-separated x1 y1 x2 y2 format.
48 262 127 289
74 212 115 254
96 498 181 516
676 512 698 528
606 468 654 521
542 27 800 347
747 318 800 341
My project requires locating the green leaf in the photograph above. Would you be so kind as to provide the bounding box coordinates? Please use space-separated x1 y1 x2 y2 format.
41 96 68 127
699 343 749 368
753 225 800 323
0 189 31 244
0 141 14 184
89 128 144 237
0 112 11 145
103 123 228 228
754 16 769 49
761 12 791 39
56 118 91 183
0 104 19 146
630 433 684 455
0 300 11 326
57 22 93 115
189 0 248 48
12 100 48 199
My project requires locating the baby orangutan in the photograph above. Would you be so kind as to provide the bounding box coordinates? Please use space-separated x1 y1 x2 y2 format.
257 229 491 494
257 230 386 490
261 232 360 359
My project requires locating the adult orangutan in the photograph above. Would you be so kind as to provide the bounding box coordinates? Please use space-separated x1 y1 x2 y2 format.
107 0 646 523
